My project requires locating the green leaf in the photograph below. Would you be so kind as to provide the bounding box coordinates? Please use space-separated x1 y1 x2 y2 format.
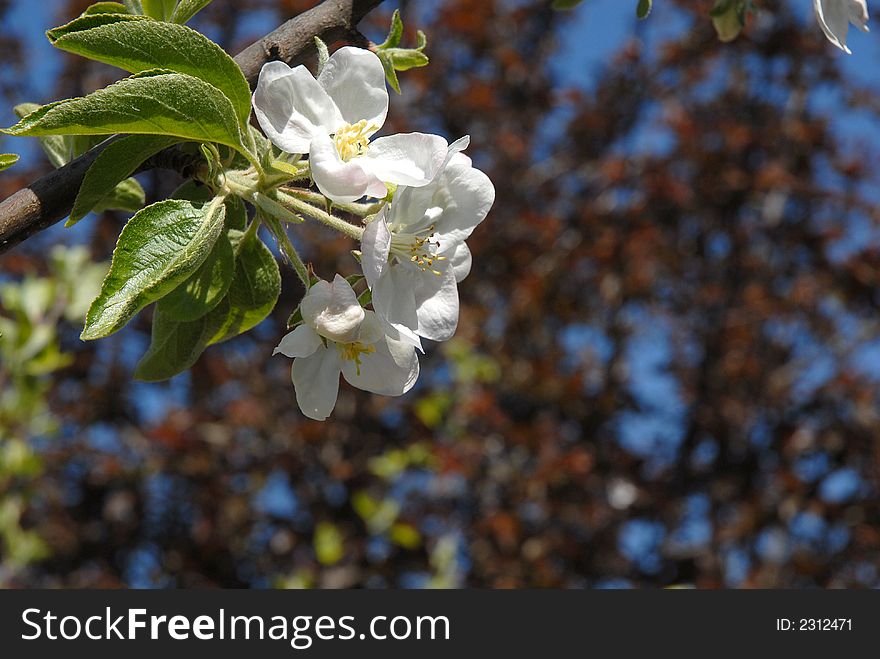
69 134 180 226
170 178 213 203
134 306 224 381
123 0 143 14
379 9 404 49
378 52 401 94
14 102 70 167
81 196 226 340
551 0 584 9
385 48 429 71
207 231 280 345
636 0 652 19
224 196 247 231
47 15 251 127
4 72 245 153
157 230 233 321
82 2 130 15
169 0 212 24
0 153 19 172
141 0 177 20
91 176 145 213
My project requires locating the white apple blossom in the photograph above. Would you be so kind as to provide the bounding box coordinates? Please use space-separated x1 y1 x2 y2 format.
252 46 449 204
814 0 869 54
361 137 495 343
274 274 420 421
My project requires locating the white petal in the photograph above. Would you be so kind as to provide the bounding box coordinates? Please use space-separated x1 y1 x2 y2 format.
448 135 470 156
361 206 392 290
301 274 364 343
449 242 473 282
273 324 321 358
429 162 495 247
387 183 433 234
355 310 384 346
253 61 342 154
291 347 342 421
414 264 459 342
359 133 449 187
382 320 424 367
341 334 420 396
318 46 388 130
372 265 419 334
387 159 494 245
815 0 869 53
310 132 387 203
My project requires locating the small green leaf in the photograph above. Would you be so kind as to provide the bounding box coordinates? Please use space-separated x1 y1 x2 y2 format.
378 52 401 94
207 231 280 345
141 0 177 20
224 196 247 231
552 0 584 9
636 0 652 19
47 15 251 127
0 153 19 172
69 134 180 226
91 177 145 213
314 36 329 75
82 196 226 340
385 49 429 71
82 2 130 16
375 10 429 92
134 306 225 381
379 9 404 49
123 0 143 14
169 0 212 24
14 102 70 167
157 230 233 322
171 178 213 203
4 72 245 153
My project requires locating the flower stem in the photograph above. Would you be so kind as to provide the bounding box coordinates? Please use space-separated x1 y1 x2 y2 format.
261 212 311 289
281 187 380 217
274 190 365 241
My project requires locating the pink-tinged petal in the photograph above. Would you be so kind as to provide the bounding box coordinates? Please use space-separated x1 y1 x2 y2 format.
310 132 387 203
360 133 449 187
273 324 321 358
253 61 342 154
318 46 388 131
414 264 459 342
291 347 342 421
361 206 392 290
341 333 419 396
301 274 364 343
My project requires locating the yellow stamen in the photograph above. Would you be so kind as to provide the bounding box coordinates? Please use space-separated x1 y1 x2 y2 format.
332 120 374 162
337 341 376 376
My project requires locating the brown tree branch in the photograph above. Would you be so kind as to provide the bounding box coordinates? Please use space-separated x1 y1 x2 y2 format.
0 0 384 255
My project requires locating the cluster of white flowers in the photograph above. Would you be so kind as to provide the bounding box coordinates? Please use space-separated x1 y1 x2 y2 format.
253 46 495 420
814 0 869 53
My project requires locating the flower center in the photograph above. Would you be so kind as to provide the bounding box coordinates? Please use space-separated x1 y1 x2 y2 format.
337 340 376 375
332 120 373 162
389 224 447 275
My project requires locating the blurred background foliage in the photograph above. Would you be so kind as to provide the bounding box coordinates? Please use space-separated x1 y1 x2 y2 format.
0 0 879 587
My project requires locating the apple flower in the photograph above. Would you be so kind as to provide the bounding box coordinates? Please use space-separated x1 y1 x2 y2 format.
361 137 495 343
274 274 420 421
252 46 449 203
814 0 870 54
